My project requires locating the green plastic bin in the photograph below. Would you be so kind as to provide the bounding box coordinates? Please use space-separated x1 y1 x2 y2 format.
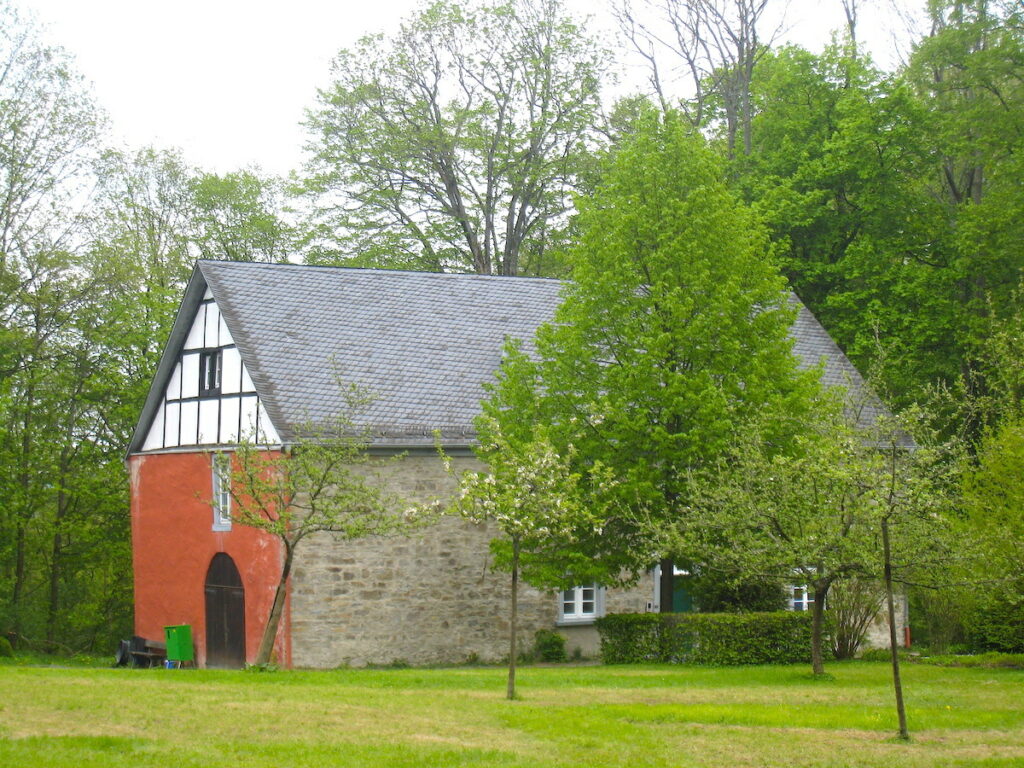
164 624 194 663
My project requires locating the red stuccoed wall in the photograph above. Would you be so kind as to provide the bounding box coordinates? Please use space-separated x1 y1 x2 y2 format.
129 452 290 667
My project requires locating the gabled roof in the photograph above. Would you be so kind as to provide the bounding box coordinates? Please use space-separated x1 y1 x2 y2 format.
128 260 881 454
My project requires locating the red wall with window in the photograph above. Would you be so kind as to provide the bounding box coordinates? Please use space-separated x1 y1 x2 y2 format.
129 451 290 667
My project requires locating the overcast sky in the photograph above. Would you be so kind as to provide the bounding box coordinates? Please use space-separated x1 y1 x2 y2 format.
22 0 920 177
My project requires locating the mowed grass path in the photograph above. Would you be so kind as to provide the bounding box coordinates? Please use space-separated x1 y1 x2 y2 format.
1 662 1022 767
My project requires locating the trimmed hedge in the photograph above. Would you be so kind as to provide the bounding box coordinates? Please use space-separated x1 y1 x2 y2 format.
595 612 813 665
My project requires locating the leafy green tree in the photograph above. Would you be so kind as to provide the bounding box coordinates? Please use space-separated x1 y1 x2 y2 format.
0 1 131 650
482 113 821 605
738 5 1024 411
961 414 1024 652
739 44 956 404
902 0 1024 399
301 0 606 275
218 388 411 666
191 170 294 263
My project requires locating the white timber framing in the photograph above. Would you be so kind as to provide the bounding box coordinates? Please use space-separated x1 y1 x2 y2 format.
141 287 279 451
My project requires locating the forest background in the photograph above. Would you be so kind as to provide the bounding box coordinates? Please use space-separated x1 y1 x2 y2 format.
2 0 1022 654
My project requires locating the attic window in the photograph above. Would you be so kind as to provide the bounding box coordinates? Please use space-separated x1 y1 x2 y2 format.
199 351 222 396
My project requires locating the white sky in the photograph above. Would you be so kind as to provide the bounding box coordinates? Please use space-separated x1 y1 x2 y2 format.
22 0 920 177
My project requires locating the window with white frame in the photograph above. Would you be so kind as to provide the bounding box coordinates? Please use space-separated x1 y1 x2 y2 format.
558 583 604 624
788 585 814 611
199 350 222 396
211 454 232 531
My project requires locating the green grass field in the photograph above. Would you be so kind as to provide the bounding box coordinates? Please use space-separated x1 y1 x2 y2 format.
1 661 1021 767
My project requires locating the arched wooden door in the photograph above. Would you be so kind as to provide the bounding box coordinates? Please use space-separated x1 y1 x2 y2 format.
205 553 245 668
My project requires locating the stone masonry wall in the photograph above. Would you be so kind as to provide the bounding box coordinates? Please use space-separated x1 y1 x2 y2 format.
292 454 538 666
289 452 653 666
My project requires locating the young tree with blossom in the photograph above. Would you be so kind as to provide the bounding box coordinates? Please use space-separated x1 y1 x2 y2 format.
444 413 613 699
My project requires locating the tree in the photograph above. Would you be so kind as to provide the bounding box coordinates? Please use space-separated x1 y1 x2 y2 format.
301 0 606 276
191 169 295 263
481 113 821 607
960 414 1024 653
738 44 960 405
681 399 960 738
217 387 411 666
0 2 133 651
444 415 606 699
736 6 1024 409
0 0 100 389
615 0 780 157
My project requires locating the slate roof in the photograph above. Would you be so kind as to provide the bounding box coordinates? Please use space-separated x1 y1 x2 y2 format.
128 260 881 453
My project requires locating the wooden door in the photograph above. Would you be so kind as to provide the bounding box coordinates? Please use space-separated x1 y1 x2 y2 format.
204 553 245 668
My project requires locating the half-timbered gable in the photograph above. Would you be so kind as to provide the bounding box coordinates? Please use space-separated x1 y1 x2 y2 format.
140 286 279 451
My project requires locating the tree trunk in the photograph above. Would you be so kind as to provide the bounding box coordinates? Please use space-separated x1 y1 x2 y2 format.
11 522 26 644
882 516 910 740
46 505 63 648
810 579 832 676
659 557 675 613
47 449 72 649
12 376 35 645
255 541 294 666
506 538 520 701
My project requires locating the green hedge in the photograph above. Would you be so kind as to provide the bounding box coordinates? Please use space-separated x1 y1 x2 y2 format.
595 612 813 665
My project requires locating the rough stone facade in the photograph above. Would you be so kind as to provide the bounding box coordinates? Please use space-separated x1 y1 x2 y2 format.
860 594 910 653
289 452 652 667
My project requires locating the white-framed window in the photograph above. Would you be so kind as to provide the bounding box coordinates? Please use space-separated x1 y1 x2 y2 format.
211 453 232 531
199 350 222 396
557 583 604 624
788 585 815 611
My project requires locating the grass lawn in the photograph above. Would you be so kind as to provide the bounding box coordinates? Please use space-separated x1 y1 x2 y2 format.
0 661 1022 767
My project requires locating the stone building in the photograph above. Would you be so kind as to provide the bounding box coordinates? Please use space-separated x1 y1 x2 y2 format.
127 260 882 668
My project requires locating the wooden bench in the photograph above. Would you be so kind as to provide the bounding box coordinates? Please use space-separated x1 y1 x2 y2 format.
129 638 166 668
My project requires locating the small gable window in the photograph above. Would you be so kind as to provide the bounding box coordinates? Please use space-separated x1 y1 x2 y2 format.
212 453 232 531
200 351 222 396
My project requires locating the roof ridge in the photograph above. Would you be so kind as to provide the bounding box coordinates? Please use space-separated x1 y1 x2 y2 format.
197 259 564 284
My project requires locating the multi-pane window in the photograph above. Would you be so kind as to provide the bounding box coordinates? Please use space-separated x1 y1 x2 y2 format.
211 454 232 531
199 350 222 396
558 583 603 623
789 585 814 611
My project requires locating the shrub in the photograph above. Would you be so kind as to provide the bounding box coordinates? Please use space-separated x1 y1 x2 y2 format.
909 587 969 655
828 579 884 660
965 585 1024 653
596 612 812 665
0 636 13 658
533 629 567 662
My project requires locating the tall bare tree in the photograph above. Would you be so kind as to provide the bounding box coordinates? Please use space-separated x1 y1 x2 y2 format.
301 0 607 276
615 0 781 157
